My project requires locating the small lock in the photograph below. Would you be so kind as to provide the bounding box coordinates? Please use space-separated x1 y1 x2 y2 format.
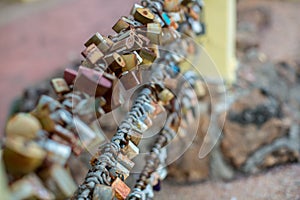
85 32 112 53
121 53 138 72
117 153 135 171
163 0 180 12
139 47 157 67
101 75 122 113
6 113 42 139
146 23 162 45
81 43 104 65
158 89 174 104
120 70 141 90
74 66 112 97
111 177 131 200
10 174 55 200
38 165 77 199
112 18 130 33
64 68 77 85
122 141 139 160
3 137 46 175
133 8 155 24
110 162 130 180
93 184 115 200
109 53 127 76
50 78 70 95
127 129 142 146
121 16 143 27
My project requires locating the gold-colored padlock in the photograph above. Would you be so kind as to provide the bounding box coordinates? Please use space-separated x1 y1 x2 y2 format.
51 78 70 95
121 53 138 72
139 47 157 68
146 23 162 45
121 141 139 160
111 177 131 200
109 53 127 76
6 113 42 139
82 43 104 65
85 33 113 53
112 18 130 33
113 162 130 180
93 184 115 200
3 137 46 175
158 88 174 104
133 8 155 24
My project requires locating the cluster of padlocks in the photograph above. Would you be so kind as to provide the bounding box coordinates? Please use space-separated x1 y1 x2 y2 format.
2 0 206 199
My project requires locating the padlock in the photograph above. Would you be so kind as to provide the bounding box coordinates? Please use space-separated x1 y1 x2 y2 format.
38 164 77 199
109 53 127 76
158 89 174 104
50 109 73 126
127 129 142 146
10 174 55 200
163 0 180 12
82 43 104 65
3 137 46 175
51 78 70 95
110 162 130 180
133 8 155 24
111 177 131 200
74 66 112 97
121 53 138 72
122 141 139 160
139 47 157 67
64 68 77 85
101 74 122 113
121 16 143 27
112 18 130 33
84 33 113 53
32 104 56 132
93 184 114 200
119 70 141 90
40 138 72 165
37 95 62 112
146 23 162 45
6 113 42 139
117 153 135 171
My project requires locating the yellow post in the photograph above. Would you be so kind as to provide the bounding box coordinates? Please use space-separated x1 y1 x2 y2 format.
197 0 237 84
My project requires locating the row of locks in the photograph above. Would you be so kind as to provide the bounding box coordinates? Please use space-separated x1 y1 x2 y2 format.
1 0 206 199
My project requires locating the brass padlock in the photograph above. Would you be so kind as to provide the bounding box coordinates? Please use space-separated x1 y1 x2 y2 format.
3 137 46 175
158 88 174 104
146 23 162 45
139 47 157 67
85 33 113 53
10 174 55 200
111 177 131 200
122 141 139 160
119 70 141 90
112 18 130 33
82 43 104 65
121 53 138 72
133 8 155 24
93 184 114 200
110 162 130 180
109 53 126 76
121 16 143 27
6 113 42 139
51 78 70 95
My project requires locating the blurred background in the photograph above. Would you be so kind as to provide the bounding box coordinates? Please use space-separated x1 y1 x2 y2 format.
0 0 300 199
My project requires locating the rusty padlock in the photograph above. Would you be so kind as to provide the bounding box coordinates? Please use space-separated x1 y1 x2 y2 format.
111 177 131 200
